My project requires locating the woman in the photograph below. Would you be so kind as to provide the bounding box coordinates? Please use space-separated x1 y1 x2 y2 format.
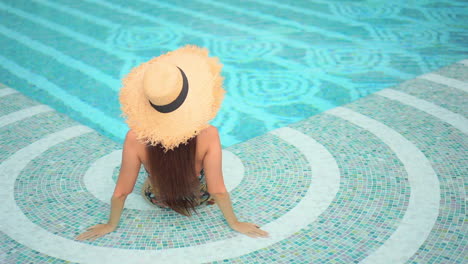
76 45 269 241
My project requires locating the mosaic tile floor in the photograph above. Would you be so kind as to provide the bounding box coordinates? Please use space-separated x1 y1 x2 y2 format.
0 61 467 263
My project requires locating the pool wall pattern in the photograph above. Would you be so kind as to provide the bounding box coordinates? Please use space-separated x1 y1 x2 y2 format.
0 61 466 263
0 0 466 146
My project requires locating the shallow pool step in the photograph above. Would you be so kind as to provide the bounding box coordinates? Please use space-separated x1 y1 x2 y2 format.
339 94 466 264
381 62 468 118
0 60 467 264
0 90 84 165
0 84 324 262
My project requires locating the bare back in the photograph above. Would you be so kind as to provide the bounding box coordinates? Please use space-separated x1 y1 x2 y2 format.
124 125 226 195
135 125 215 178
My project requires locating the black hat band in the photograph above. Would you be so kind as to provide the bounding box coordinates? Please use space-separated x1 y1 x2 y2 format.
149 66 189 113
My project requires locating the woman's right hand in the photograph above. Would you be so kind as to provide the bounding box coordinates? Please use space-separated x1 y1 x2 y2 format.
75 223 116 241
230 222 269 238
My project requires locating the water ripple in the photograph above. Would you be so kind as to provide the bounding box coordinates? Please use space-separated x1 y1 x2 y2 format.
107 26 181 51
206 38 283 63
372 26 449 49
330 3 400 19
422 9 466 24
228 69 317 106
305 47 387 74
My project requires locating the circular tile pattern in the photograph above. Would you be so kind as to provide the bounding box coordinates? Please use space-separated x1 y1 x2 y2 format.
0 111 74 163
219 113 412 263
1 120 344 263
11 129 315 251
344 95 467 263
2 60 467 263
0 82 463 262
85 148 244 211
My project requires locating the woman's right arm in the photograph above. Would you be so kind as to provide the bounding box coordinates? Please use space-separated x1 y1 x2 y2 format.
203 127 269 238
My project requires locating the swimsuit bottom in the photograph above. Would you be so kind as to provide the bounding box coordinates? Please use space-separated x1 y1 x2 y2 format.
141 169 215 209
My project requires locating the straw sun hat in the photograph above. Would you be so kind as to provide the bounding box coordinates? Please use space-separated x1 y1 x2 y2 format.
119 45 225 151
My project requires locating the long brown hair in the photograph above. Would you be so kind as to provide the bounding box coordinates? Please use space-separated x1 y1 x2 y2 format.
146 136 200 216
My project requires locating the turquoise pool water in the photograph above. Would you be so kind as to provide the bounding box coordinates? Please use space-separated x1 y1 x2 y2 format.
0 0 466 146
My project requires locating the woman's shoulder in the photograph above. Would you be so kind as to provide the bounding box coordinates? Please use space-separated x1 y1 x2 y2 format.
198 125 219 141
125 130 147 151
202 125 218 135
125 129 140 144
197 125 220 150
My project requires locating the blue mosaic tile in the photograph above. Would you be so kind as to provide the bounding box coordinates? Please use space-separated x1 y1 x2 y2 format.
392 78 468 118
0 93 40 117
435 63 468 82
344 94 467 264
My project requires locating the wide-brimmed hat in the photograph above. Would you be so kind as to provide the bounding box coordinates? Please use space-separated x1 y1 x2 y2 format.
119 45 225 151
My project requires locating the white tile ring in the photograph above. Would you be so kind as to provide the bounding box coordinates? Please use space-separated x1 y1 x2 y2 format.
0 125 341 263
83 149 245 210
327 107 440 264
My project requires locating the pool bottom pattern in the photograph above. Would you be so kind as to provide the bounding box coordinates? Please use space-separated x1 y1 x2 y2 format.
0 61 467 263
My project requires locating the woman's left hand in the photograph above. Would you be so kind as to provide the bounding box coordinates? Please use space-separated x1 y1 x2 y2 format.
75 223 116 241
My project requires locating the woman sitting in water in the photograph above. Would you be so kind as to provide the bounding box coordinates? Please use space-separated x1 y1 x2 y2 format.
76 45 269 240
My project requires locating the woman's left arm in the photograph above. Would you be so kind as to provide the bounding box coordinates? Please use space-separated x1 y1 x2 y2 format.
76 130 141 241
